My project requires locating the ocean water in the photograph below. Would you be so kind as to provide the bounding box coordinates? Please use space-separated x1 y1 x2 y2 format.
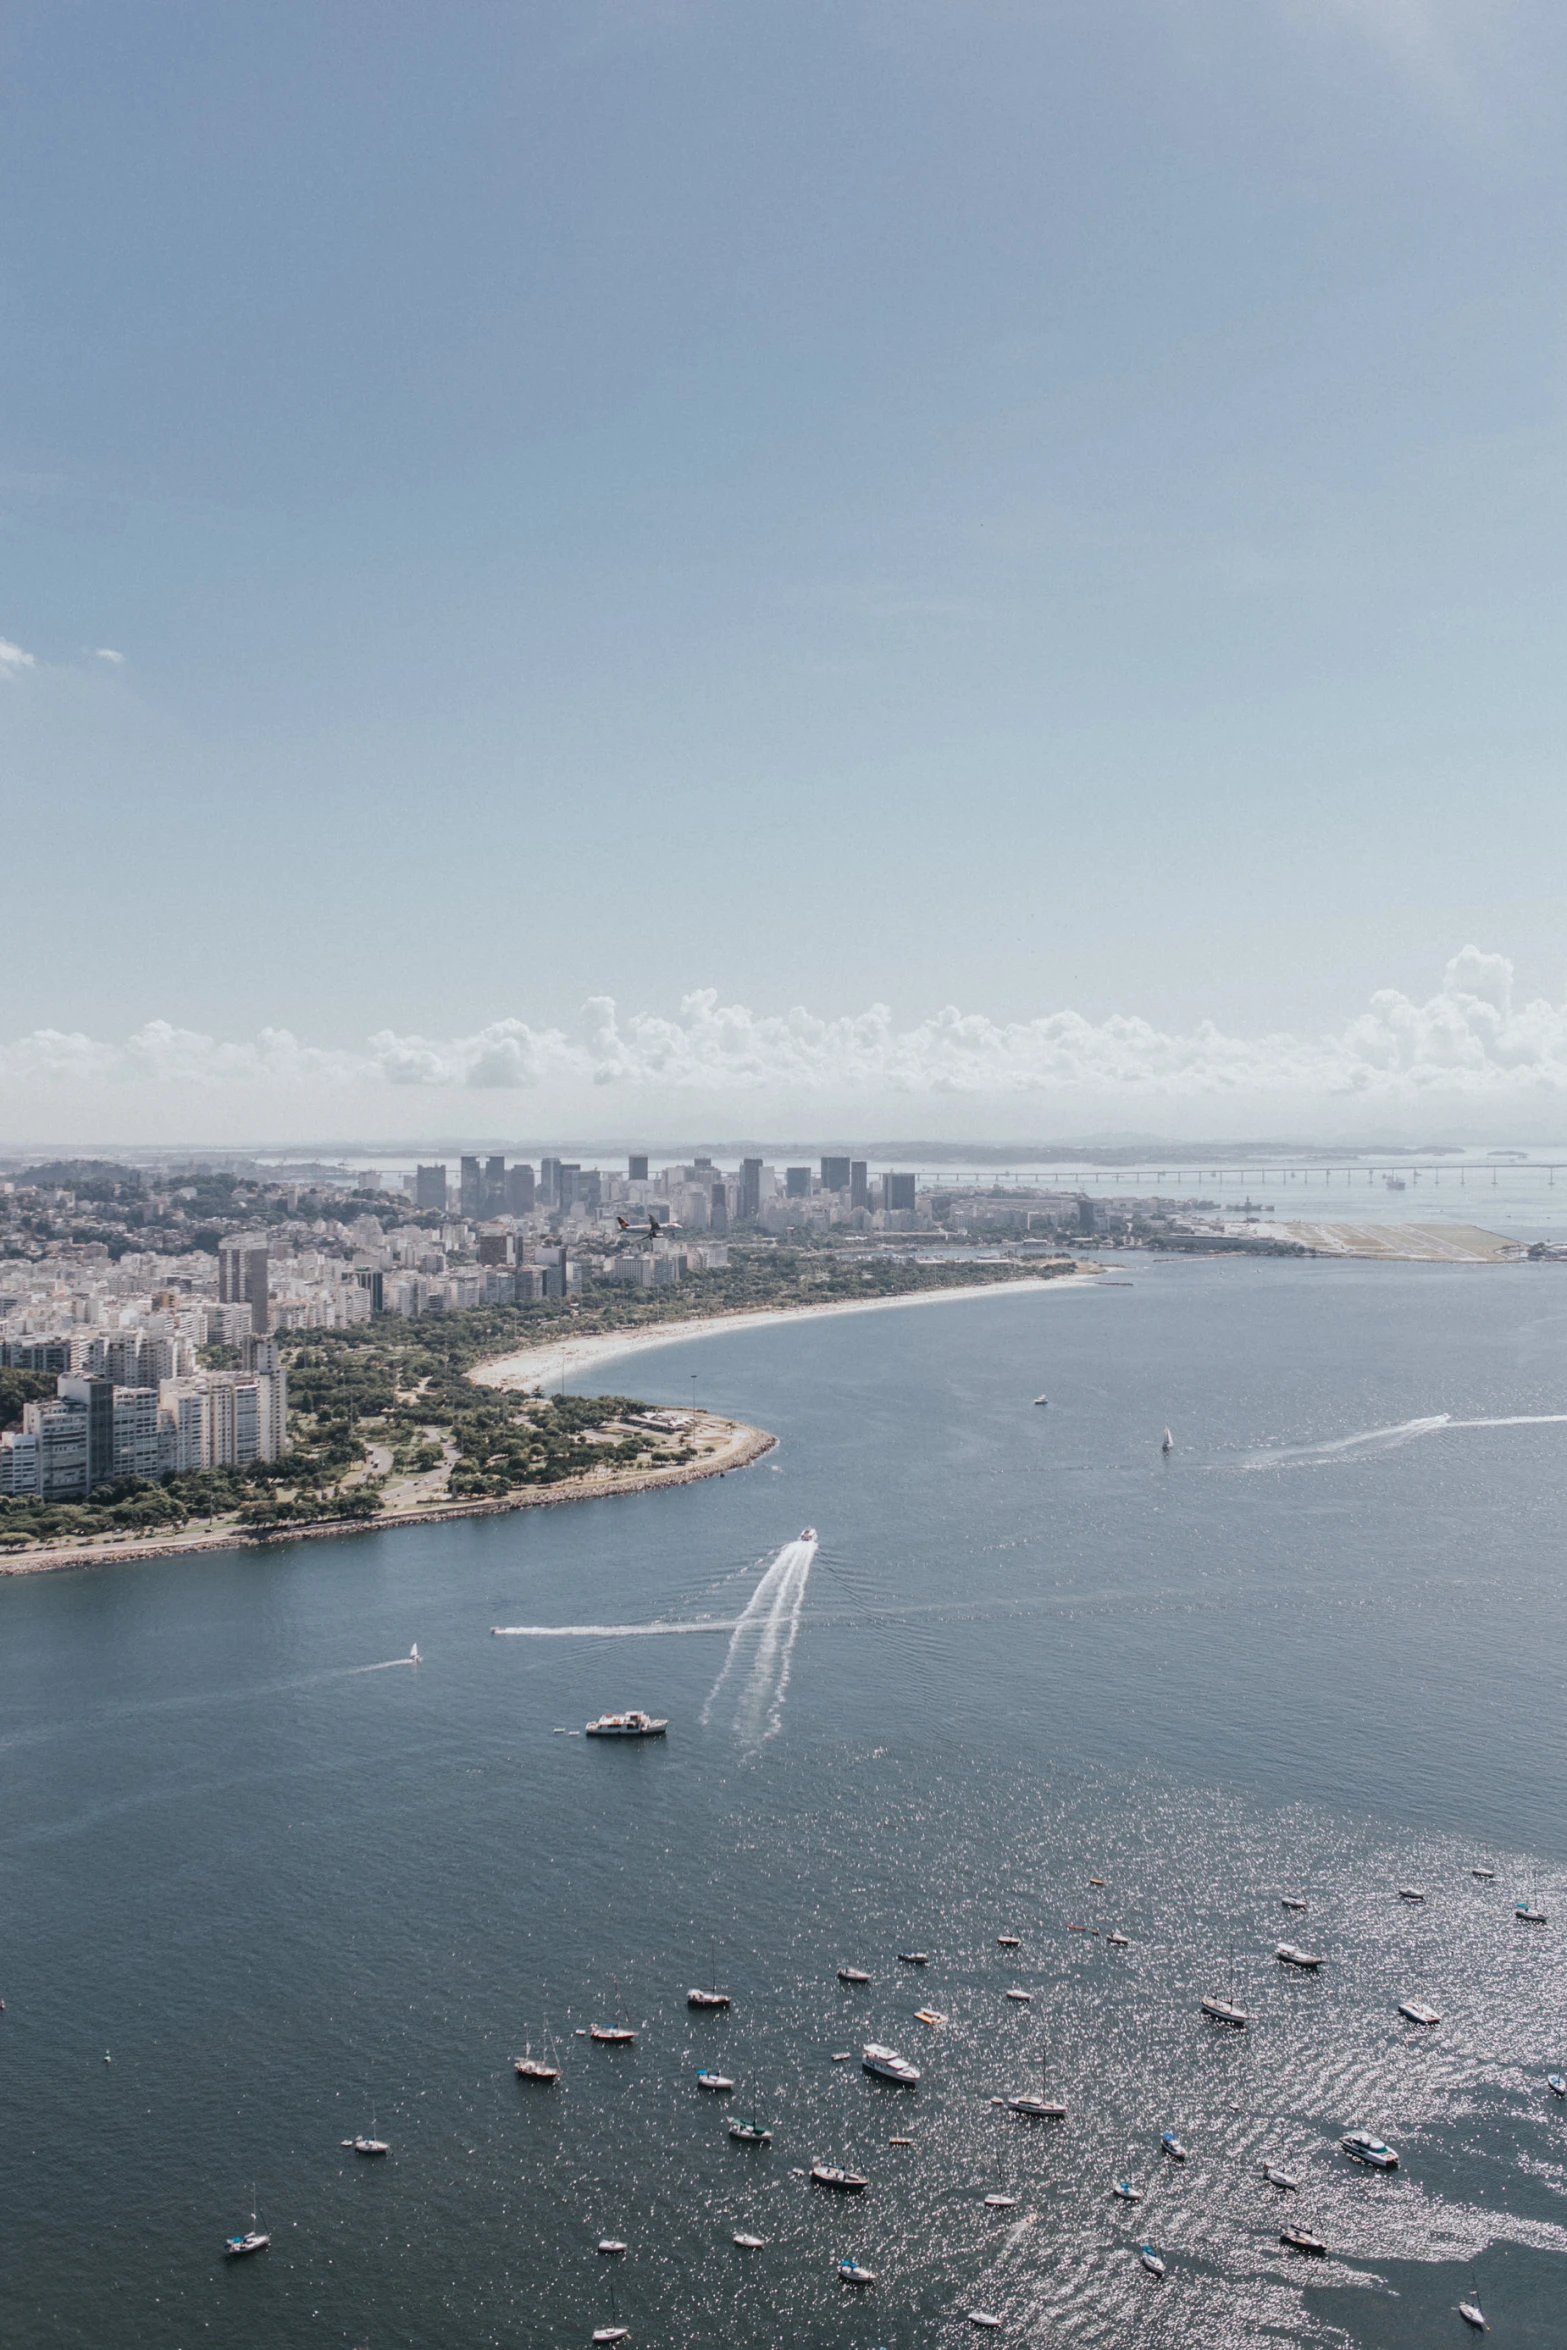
2 1258 1566 2348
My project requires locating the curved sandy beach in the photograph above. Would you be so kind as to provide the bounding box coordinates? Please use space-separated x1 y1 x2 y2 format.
472 1270 1102 1394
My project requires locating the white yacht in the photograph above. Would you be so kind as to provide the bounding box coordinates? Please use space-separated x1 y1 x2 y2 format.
346 2134 389 2156
1548 2073 1566 2098
1281 1896 1308 1912
732 2232 765 2248
810 2163 868 2191
838 2260 875 2285
897 1951 929 1966
1280 2226 1328 2256
696 2069 734 2092
1200 1994 1248 2027
1341 2131 1399 2169
1160 1428 1173 1454
984 2193 1017 2209
1140 2244 1166 2277
1112 2178 1142 2202
968 2313 1003 2329
1276 1944 1322 1970
728 2119 771 2144
585 1710 667 1738
1515 1899 1548 1923
837 1966 871 1984
1106 1929 1131 1946
1160 2131 1187 2161
862 2042 919 2085
1397 1886 1425 1903
225 2194 269 2258
597 2238 627 2256
1261 2163 1299 2190
800 1527 817 1541
1398 1999 1441 2026
1459 2301 1487 2331
1005 1988 1032 2003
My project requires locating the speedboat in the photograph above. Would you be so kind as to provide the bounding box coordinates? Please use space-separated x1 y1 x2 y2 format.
1473 1866 1496 1881
862 2043 919 2085
1112 2179 1142 2202
1398 2000 1441 2026
838 2261 875 2285
597 2238 627 2255
1276 1945 1322 1970
914 2007 946 2027
1033 1394 1049 1406
1107 1929 1130 1946
1459 2302 1487 2331
584 1711 667 1738
696 2069 734 2091
1280 2227 1328 2256
1341 2131 1398 2169
800 1526 817 1541
1139 2244 1166 2277
810 2164 868 2191
984 2193 1018 2209
732 2232 765 2248
1397 1886 1425 1903
1516 1900 1548 1923
1281 1896 1308 1912
728 2119 771 2144
1005 1988 1032 2003
997 1934 1021 1948
1200 1995 1249 2027
1548 2074 1567 2098
1262 2164 1299 2190
897 1951 929 1965
968 2314 1003 2329
837 1966 871 1984
1160 2131 1188 2161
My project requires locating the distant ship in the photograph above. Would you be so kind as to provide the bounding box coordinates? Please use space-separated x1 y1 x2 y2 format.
585 1711 667 1738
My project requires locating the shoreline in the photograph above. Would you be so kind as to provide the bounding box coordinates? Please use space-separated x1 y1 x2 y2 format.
0 1417 777 1580
472 1269 1103 1394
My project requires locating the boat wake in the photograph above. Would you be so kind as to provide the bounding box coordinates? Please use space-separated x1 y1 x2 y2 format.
1244 1412 1567 1468
350 1655 422 1672
490 1619 737 1638
701 1535 818 1749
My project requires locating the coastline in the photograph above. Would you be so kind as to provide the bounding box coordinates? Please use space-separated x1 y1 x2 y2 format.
472 1269 1103 1394
0 1416 777 1580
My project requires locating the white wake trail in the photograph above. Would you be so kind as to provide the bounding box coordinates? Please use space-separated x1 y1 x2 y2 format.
701 1537 818 1745
491 1619 737 1638
1245 1411 1567 1468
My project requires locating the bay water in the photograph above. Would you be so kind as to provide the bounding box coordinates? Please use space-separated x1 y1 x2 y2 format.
3 1259 1566 2346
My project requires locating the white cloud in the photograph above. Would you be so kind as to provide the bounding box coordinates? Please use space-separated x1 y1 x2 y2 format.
8 953 1567 1117
94 647 126 664
0 637 36 672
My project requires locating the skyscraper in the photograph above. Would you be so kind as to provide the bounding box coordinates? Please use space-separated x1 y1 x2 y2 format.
709 1183 729 1235
459 1156 483 1217
785 1166 810 1198
820 1156 851 1192
881 1173 917 1212
484 1155 506 1215
218 1237 271 1333
850 1161 870 1210
739 1159 763 1221
506 1162 535 1214
628 1155 649 1183
415 1164 448 1212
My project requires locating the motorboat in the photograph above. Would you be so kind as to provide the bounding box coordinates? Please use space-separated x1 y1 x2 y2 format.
696 2069 734 2092
1033 1394 1049 1406
997 1935 1021 1948
1280 2227 1328 2256
831 2050 852 2061
1262 2164 1299 2190
1397 1887 1425 1903
837 1967 871 1984
1160 1428 1173 1454
897 1952 929 1965
968 2313 1003 2329
1160 2131 1187 2161
800 1526 817 1541
348 2135 389 2156
838 2261 875 2285
732 2232 765 2248
1341 2132 1399 2169
1548 2074 1567 2098
1281 1896 1308 1912
1473 1867 1496 1881
1398 2000 1441 2026
728 2119 771 2144
888 2134 913 2146
1112 2179 1142 2202
1140 2244 1166 2277
597 2239 627 2255
1515 1900 1549 1923
984 2194 1018 2209
862 2043 919 2085
1459 2302 1487 2331
810 2164 868 2191
584 1711 667 1738
914 2007 946 2028
1106 1929 1130 1946
1200 1995 1249 2028
1276 1945 1322 1970
1005 1988 1032 2003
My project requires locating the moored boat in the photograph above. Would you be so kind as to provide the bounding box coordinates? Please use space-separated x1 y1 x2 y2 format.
1341 2131 1398 2169
1398 1999 1441 2026
837 1966 871 1984
810 2163 867 2190
1397 1886 1425 1903
897 1951 929 1965
914 2007 946 2027
1276 1944 1322 1970
1160 2131 1187 2161
585 1711 667 1738
1004 1987 1031 2003
1112 2178 1142 2201
1200 1994 1248 2027
1459 2301 1487 2331
996 1935 1021 1948
225 2192 269 2258
1106 1929 1131 1946
696 2068 733 2091
1281 1896 1308 1912
1262 2163 1299 2190
1280 2227 1328 2256
732 2232 765 2248
862 2042 919 2085
597 2239 627 2255
728 2119 771 2144
984 2193 1017 2208
968 2313 1002 2329
1548 2073 1566 2098
1140 2243 1166 2277
1516 1899 1548 1923
838 2260 875 2284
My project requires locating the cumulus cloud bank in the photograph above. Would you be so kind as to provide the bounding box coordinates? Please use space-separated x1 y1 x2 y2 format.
7 952 1567 1114
0 637 36 672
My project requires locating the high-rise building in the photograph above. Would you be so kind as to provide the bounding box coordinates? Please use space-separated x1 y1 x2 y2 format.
850 1161 870 1211
56 1374 115 1491
158 1379 208 1473
111 1386 162 1481
739 1159 763 1221
709 1184 729 1236
539 1157 562 1208
355 1267 385 1312
820 1156 851 1192
1076 1195 1096 1235
18 1395 88 1498
785 1166 811 1199
506 1162 535 1214
459 1157 483 1217
415 1164 448 1212
628 1155 649 1183
218 1237 271 1333
881 1173 917 1213
484 1155 506 1215
556 1163 583 1213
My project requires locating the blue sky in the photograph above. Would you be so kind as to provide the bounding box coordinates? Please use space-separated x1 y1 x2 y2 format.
4 1 1567 1142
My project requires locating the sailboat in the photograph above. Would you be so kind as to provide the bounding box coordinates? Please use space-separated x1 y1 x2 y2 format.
224 2187 270 2257
1200 1954 1248 2027
409 1644 420 1665
591 2280 630 2344
591 1981 637 2044
687 1941 730 2010
1008 2049 1065 2119
1160 1428 1173 1454
515 2022 562 2082
1459 2267 1488 2330
341 2111 390 2155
